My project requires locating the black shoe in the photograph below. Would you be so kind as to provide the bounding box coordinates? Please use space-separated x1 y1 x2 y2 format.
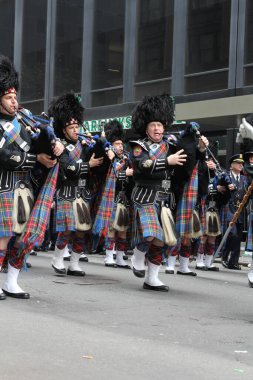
79 255 89 262
48 244 55 251
26 262 32 268
105 263 117 268
0 292 6 300
2 289 30 299
207 266 219 272
165 269 174 274
30 250 37 256
195 265 208 271
133 266 145 278
52 265 66 275
177 270 197 276
221 260 229 269
143 282 169 292
249 280 253 288
67 269 85 276
229 264 241 270
116 264 131 269
123 254 128 261
63 256 71 261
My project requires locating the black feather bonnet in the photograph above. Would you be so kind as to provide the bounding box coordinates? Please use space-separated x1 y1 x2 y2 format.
0 55 19 97
48 92 84 139
131 94 175 137
104 119 125 143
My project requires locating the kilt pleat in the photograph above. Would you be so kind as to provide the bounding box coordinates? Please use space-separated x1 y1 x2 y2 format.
0 192 15 237
0 171 31 238
55 199 75 232
132 203 163 247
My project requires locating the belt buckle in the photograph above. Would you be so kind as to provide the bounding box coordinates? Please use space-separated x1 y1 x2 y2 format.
208 201 216 209
78 179 86 188
162 180 171 193
236 200 240 208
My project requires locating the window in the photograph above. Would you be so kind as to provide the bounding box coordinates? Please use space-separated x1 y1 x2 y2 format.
92 0 125 91
135 0 174 83
20 0 47 112
244 0 253 86
54 0 84 96
185 0 231 94
0 0 15 59
91 88 123 107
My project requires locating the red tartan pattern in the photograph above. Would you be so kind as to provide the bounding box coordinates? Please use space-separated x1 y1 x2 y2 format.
19 163 59 259
176 164 198 237
92 167 116 238
132 204 163 246
67 140 82 162
0 171 31 237
205 241 215 256
147 244 163 265
72 236 84 253
55 199 76 232
8 246 23 270
115 238 127 251
180 244 191 258
149 140 168 161
0 192 15 237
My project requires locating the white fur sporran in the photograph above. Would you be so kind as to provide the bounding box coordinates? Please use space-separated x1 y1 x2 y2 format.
161 206 177 246
73 197 92 231
112 202 129 232
205 210 221 237
189 209 202 239
13 186 34 234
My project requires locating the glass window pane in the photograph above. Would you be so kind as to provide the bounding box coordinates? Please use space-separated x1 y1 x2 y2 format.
0 0 15 59
54 0 84 96
135 80 171 101
244 67 253 86
185 0 231 74
244 0 253 65
20 0 47 105
185 71 228 94
244 1 253 86
91 89 123 107
92 0 125 90
135 0 174 83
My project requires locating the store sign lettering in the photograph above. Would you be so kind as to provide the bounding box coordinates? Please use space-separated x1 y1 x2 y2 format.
82 116 132 133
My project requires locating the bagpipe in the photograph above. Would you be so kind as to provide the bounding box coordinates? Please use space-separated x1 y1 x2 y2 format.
17 108 57 157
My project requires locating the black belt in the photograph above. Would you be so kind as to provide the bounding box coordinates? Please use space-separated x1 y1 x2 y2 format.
135 180 171 193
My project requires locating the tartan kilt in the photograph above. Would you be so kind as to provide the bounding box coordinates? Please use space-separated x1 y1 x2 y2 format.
0 171 32 238
55 198 75 232
109 201 117 229
132 203 163 247
0 191 15 237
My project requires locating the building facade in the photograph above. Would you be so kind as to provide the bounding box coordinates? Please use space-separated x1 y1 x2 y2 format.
1 0 253 165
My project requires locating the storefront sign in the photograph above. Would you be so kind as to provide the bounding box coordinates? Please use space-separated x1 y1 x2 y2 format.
82 116 132 133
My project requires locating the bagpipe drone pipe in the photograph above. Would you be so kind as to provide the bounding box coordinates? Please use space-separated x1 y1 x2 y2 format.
17 108 57 157
169 122 201 199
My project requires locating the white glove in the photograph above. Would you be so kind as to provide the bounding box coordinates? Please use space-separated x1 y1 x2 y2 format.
239 118 253 140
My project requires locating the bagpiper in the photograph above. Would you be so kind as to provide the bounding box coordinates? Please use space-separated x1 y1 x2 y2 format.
49 93 104 277
0 56 61 299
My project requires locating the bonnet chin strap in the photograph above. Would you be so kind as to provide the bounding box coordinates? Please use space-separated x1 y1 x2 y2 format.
146 131 163 143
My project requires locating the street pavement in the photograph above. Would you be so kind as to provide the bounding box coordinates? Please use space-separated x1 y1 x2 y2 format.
1 252 253 380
